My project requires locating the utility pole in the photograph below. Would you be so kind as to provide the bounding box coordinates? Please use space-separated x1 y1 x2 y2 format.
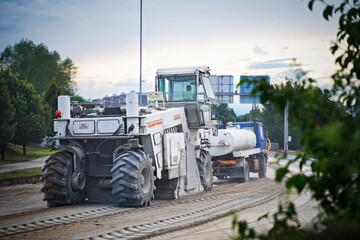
139 0 143 106
284 101 289 151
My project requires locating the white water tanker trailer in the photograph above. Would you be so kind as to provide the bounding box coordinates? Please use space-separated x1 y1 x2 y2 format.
210 121 271 182
41 66 269 207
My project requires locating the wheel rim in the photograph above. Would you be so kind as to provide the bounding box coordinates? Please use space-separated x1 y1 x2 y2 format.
140 167 151 193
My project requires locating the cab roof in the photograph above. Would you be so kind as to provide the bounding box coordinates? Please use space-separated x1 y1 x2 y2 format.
156 66 210 75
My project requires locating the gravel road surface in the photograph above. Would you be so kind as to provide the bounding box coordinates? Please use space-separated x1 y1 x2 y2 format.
0 156 320 239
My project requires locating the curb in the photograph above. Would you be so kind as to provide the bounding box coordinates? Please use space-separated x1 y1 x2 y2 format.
0 175 41 187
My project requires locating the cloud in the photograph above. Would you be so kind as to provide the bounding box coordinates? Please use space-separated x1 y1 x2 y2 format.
253 45 268 55
114 81 138 88
248 58 298 70
281 46 289 50
0 23 23 33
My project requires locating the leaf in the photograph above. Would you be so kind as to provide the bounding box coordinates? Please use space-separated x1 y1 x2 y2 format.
248 228 256 238
226 210 236 216
335 2 346 13
275 167 288 182
286 174 307 193
257 213 269 221
330 44 339 54
239 221 248 234
286 202 297 217
308 0 315 11
323 5 334 21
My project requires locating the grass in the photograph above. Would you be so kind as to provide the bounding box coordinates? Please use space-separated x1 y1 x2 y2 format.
0 144 56 165
0 167 42 180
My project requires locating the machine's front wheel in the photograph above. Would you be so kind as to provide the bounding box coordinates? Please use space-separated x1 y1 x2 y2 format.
40 152 85 207
111 150 155 207
258 153 267 178
198 150 213 191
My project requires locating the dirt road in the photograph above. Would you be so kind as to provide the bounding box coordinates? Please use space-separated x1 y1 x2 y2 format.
0 157 319 239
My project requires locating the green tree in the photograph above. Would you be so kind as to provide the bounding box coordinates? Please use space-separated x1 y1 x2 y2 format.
211 103 238 122
0 78 16 160
43 77 64 136
260 80 307 150
232 0 360 238
0 39 77 95
249 105 263 122
43 77 64 111
70 95 90 103
1 70 47 155
261 103 284 147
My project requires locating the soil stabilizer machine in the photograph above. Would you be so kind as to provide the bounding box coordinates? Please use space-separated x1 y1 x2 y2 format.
42 66 216 207
41 66 269 207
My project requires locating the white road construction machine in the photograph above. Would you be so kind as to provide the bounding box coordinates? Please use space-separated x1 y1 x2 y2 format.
42 66 268 207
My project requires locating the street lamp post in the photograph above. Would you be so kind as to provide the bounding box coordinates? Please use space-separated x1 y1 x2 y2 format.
284 100 289 151
139 0 143 106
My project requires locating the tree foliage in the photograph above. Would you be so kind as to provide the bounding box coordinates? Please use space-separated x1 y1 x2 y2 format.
211 103 238 122
232 0 360 238
211 103 263 124
0 77 16 160
1 70 47 155
0 39 77 95
43 77 64 112
70 95 90 103
43 77 64 136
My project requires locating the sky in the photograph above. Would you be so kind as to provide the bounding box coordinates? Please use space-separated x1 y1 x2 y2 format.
0 0 340 114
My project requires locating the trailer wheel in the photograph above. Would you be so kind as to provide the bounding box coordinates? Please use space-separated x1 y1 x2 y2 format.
198 150 213 191
40 152 85 207
258 153 267 178
111 150 155 207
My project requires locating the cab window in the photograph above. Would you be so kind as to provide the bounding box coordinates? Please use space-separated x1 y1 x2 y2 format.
198 84 207 101
158 75 196 101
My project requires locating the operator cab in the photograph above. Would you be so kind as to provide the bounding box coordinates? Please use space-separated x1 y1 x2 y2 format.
156 66 216 128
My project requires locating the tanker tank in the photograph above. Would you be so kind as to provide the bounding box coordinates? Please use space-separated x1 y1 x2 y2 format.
209 128 256 157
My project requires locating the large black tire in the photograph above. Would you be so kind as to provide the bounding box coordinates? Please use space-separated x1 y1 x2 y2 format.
239 161 250 183
197 150 213 191
40 152 85 207
111 150 155 207
258 153 267 178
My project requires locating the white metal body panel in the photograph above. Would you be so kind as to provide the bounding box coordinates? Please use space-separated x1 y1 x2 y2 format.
139 107 185 135
55 120 68 137
63 117 124 136
138 107 189 179
209 129 256 157
97 119 120 134
164 133 185 169
233 148 261 157
73 120 95 134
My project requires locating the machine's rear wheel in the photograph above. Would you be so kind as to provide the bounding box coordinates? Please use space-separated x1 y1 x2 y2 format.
111 150 155 207
259 153 267 178
40 152 85 207
198 150 213 191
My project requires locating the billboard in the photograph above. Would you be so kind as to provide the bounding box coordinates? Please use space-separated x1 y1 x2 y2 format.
209 75 234 103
